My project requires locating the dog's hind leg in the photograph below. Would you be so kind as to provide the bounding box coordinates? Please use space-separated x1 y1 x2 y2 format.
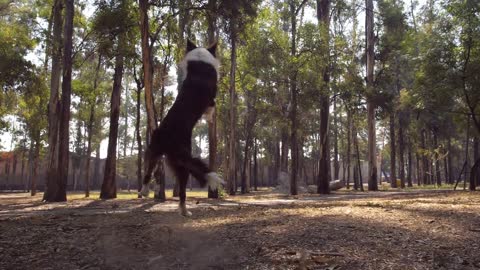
174 150 224 190
140 147 160 198
167 156 191 216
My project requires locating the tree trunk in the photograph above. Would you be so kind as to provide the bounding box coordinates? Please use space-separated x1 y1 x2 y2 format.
206 0 219 198
21 145 26 192
51 0 74 202
398 115 405 188
470 157 479 191
253 138 258 191
316 0 331 194
84 55 101 198
93 145 100 188
100 33 125 200
139 0 156 144
433 130 441 186
227 24 237 196
447 137 453 184
474 136 480 187
355 131 364 192
407 139 413 187
333 96 339 180
241 133 251 194
31 137 40 196
289 1 300 196
43 0 63 202
421 129 428 185
134 69 143 198
416 153 421 186
390 113 397 188
366 0 378 191
346 109 351 189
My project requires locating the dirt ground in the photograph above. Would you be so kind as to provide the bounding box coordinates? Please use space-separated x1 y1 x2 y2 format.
1 189 479 270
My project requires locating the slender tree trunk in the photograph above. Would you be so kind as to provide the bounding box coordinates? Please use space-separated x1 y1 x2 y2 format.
407 139 413 187
416 153 421 186
31 137 40 196
100 33 125 200
93 145 100 188
346 109 351 189
134 70 143 198
289 1 301 196
316 0 331 194
228 24 237 196
139 0 156 144
333 96 339 180
206 0 218 199
253 138 258 191
366 0 378 191
433 130 441 186
390 113 397 188
51 0 74 202
447 138 453 184
463 117 470 190
398 115 405 188
21 145 26 192
355 130 364 192
421 129 428 185
84 55 101 198
43 0 63 202
241 130 252 194
474 136 479 188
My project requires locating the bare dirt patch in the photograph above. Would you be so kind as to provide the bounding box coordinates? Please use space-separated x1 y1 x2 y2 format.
1 190 479 269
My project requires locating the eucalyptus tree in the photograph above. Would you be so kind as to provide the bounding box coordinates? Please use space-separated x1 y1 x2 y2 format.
217 0 260 195
366 0 378 191
92 0 136 199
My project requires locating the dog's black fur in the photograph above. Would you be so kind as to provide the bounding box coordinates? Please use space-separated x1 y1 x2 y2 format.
142 41 219 215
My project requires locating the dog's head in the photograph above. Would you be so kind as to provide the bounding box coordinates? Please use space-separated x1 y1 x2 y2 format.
178 40 219 84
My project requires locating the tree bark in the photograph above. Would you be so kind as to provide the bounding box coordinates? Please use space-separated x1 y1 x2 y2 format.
366 0 378 191
139 0 165 201
398 114 405 188
134 69 143 198
43 0 63 202
346 109 351 189
390 112 397 188
51 0 74 202
474 136 480 187
207 0 219 198
100 32 125 200
333 96 339 180
433 130 441 186
31 136 40 196
421 129 428 185
253 138 258 191
228 23 237 196
407 139 413 187
84 54 102 198
316 0 331 194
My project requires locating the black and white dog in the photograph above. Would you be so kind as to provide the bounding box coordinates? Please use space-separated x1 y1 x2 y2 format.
140 40 223 216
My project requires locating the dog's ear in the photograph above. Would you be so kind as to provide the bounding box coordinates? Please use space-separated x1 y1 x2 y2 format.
187 40 197 52
207 41 217 57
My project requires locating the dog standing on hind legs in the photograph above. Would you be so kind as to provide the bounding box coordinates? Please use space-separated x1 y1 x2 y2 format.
140 40 224 216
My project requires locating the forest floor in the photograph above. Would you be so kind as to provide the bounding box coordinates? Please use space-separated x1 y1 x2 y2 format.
1 188 480 270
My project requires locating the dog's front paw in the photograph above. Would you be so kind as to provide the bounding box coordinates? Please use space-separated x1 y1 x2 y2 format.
206 172 225 190
139 184 150 198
